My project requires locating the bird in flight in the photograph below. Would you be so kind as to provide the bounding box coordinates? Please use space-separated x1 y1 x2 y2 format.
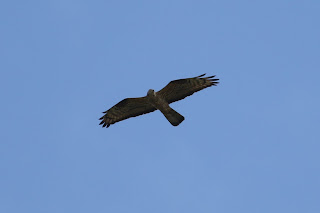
99 74 219 128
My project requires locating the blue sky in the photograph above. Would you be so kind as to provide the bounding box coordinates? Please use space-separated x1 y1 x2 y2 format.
1 0 320 212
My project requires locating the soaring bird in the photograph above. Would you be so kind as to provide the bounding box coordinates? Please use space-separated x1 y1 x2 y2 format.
99 74 219 128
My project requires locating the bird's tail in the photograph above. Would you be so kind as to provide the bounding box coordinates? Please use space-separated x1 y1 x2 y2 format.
163 107 184 126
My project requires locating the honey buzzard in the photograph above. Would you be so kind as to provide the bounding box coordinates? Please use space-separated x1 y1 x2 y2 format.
99 74 219 128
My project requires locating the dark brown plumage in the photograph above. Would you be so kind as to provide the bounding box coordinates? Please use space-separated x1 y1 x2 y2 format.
99 74 219 128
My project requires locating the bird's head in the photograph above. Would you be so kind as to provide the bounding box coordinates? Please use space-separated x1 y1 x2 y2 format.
147 89 156 97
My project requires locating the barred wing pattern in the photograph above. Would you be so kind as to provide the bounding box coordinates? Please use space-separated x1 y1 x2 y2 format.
157 74 219 103
99 97 156 128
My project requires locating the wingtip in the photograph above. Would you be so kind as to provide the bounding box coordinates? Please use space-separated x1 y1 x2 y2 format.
197 73 206 78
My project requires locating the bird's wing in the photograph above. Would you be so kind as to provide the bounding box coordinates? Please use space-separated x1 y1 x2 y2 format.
157 74 219 103
99 97 156 128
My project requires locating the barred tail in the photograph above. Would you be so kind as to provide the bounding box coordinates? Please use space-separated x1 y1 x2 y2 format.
162 107 184 126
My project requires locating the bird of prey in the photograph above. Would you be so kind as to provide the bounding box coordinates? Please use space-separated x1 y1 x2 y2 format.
99 74 219 128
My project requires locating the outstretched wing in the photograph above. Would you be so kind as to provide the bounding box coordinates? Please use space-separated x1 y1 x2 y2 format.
99 97 156 128
157 74 219 103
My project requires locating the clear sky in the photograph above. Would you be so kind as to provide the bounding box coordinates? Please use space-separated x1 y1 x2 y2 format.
1 1 320 212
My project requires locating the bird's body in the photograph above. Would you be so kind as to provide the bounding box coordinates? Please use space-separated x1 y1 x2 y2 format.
146 89 185 126
146 89 167 110
99 74 219 128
